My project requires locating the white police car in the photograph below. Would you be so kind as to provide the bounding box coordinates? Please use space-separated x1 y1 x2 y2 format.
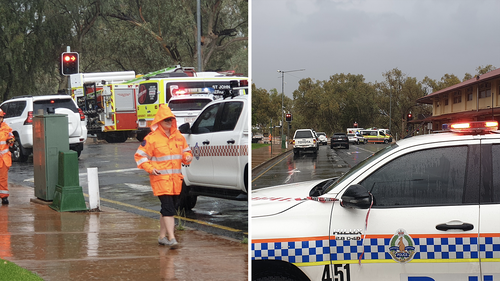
252 121 500 281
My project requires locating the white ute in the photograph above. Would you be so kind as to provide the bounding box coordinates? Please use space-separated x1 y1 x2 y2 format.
178 91 248 210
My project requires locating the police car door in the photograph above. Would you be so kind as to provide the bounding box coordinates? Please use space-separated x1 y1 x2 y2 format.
478 138 500 280
181 102 220 185
328 142 480 281
210 99 246 188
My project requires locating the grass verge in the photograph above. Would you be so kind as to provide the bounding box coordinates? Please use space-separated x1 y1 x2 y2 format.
251 143 270 150
0 259 43 281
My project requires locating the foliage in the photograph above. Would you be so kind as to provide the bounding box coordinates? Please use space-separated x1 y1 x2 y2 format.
0 259 43 281
0 0 248 102
251 84 292 135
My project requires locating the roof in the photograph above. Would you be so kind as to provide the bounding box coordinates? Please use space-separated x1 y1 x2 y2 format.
417 68 500 104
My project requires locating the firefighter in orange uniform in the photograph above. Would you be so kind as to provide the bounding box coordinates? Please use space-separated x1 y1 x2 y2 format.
134 105 192 248
0 109 14 205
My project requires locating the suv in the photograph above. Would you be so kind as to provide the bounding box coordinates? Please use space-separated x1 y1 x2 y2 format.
252 120 500 280
316 132 328 145
292 129 318 155
178 94 248 210
330 132 349 149
0 95 87 162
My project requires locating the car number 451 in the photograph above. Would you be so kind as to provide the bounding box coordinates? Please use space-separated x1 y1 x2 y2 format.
322 264 350 281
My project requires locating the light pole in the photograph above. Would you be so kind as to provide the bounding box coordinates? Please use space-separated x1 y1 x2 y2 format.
277 69 305 149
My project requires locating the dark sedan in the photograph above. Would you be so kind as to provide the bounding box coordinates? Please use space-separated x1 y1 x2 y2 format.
330 133 349 149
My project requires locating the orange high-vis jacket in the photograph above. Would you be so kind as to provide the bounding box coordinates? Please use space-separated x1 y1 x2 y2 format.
0 122 14 168
134 105 192 196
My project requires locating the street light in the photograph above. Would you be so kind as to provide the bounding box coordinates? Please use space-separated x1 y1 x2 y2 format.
277 69 305 148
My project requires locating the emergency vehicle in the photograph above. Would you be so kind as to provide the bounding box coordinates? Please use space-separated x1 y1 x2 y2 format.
177 86 249 210
136 69 248 141
252 120 500 281
167 93 215 128
359 128 392 143
69 71 139 143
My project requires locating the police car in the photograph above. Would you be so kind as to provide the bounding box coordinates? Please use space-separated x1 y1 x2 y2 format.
177 89 248 210
252 121 500 281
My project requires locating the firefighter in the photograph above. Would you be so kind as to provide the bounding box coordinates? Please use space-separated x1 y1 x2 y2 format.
0 109 14 205
134 104 192 248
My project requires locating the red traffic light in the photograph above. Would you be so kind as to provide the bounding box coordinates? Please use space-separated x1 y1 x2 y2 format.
61 52 79 75
285 113 292 122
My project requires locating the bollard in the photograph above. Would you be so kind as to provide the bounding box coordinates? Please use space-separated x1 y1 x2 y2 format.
87 168 100 210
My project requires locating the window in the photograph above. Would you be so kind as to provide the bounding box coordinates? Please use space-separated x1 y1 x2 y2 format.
138 83 158 104
444 94 449 106
479 82 491 99
168 99 212 111
1 101 26 118
467 87 473 101
218 101 243 131
360 146 468 207
491 144 500 203
190 103 220 134
453 91 462 104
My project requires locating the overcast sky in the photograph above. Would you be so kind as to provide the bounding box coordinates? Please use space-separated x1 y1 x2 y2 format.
251 0 500 98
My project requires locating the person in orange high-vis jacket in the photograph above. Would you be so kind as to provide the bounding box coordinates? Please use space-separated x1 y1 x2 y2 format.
0 109 14 205
134 105 192 248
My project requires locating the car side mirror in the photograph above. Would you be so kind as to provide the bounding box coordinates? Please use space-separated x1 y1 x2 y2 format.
341 184 372 209
179 123 191 134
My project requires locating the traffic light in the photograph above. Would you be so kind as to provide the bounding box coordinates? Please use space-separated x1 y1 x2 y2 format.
61 52 79 75
407 113 413 121
285 113 292 122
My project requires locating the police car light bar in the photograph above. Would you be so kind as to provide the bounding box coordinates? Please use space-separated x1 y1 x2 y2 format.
449 120 498 133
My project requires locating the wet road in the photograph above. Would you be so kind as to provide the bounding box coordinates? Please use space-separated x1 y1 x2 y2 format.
252 143 388 189
9 139 247 241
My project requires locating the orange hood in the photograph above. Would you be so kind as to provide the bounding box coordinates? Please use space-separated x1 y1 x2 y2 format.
150 104 178 135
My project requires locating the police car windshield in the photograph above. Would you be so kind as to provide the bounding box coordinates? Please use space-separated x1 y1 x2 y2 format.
168 99 212 111
323 142 398 194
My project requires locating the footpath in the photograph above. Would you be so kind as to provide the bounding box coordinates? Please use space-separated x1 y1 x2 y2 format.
251 140 293 173
0 183 247 280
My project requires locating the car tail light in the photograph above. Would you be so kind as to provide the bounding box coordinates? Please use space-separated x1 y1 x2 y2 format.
24 111 33 125
78 108 85 121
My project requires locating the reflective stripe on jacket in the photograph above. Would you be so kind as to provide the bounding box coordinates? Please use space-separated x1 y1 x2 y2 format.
0 122 13 168
134 105 192 196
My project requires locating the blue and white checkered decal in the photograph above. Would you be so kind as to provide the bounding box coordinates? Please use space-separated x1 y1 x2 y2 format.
252 236 500 264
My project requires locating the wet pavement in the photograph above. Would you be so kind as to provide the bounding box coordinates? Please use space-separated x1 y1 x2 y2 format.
0 184 247 280
251 140 292 172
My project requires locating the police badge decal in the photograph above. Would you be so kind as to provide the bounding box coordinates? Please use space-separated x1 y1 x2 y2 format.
388 228 416 263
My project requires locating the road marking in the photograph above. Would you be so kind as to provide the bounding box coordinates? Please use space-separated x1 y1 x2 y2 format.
23 167 142 182
124 183 151 192
82 194 246 234
252 151 293 182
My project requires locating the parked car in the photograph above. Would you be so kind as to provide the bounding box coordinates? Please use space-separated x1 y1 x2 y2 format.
293 129 318 155
316 132 328 145
0 95 87 162
330 132 349 149
347 133 366 144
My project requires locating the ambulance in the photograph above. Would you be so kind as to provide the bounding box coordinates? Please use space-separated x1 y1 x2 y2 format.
136 68 248 141
359 128 392 143
252 120 500 281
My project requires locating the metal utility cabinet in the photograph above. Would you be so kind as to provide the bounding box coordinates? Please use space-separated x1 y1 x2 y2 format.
33 114 69 201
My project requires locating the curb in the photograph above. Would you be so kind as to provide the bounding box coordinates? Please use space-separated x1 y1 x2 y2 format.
252 149 293 173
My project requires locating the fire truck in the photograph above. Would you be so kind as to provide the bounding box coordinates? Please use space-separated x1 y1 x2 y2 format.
69 71 140 143
136 68 248 141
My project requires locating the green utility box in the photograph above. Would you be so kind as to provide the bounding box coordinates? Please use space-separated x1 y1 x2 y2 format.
33 114 69 201
50 151 87 212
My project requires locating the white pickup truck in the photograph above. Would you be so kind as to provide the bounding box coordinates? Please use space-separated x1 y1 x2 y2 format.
177 94 248 210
